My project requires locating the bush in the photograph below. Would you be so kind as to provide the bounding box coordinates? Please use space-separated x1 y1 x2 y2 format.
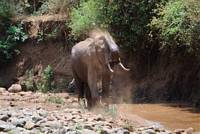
20 65 55 93
69 0 109 35
37 0 79 15
107 1 159 50
37 65 54 93
20 69 36 91
0 0 30 19
0 0 15 20
0 24 27 63
150 0 200 53
7 24 28 42
69 0 158 51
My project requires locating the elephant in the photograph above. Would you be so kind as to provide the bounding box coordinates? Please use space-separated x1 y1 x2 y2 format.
71 29 129 108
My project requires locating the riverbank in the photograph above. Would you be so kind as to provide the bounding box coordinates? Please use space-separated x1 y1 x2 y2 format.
0 90 197 134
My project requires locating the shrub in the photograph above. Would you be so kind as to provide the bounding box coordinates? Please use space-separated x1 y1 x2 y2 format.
37 0 79 15
20 69 36 91
150 0 200 53
0 0 15 20
0 0 31 19
0 24 27 63
106 1 159 50
20 65 55 93
69 0 158 51
69 0 108 35
43 65 54 90
37 65 54 93
7 24 28 42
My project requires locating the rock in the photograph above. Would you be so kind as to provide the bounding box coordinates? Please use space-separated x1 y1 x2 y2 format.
0 120 16 132
143 129 156 134
9 102 16 107
0 88 6 93
157 127 166 132
111 127 130 134
24 121 35 130
130 132 137 134
29 128 42 134
65 130 81 134
174 129 185 134
83 124 94 130
94 114 105 121
19 91 32 96
41 121 62 129
8 127 28 134
165 130 172 134
81 129 98 134
37 109 48 118
99 127 111 134
53 127 76 134
40 127 53 133
159 132 171 134
185 128 193 134
123 125 134 132
31 113 43 123
0 115 10 122
71 110 81 115
9 117 26 127
8 84 22 93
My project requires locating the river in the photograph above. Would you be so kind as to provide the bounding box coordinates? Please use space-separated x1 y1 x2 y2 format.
118 104 200 132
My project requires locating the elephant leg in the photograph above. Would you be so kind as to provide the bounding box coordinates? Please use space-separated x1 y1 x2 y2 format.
84 84 93 108
76 80 84 102
72 72 84 102
88 70 99 106
102 72 111 103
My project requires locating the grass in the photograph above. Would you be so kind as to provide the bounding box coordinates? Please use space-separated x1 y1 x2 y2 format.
103 104 118 118
74 122 83 133
122 120 134 132
45 96 64 104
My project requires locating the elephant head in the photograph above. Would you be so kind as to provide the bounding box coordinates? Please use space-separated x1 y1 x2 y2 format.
93 31 130 73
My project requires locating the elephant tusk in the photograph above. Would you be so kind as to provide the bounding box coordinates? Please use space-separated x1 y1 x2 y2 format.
119 62 130 71
107 63 114 73
70 78 75 84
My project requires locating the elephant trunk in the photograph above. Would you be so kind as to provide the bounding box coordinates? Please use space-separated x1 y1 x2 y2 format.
118 58 130 71
107 63 114 73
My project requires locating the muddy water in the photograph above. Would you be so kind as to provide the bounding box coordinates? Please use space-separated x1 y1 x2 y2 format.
118 104 200 131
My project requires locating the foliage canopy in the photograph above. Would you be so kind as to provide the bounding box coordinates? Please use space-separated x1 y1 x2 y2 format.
151 0 200 53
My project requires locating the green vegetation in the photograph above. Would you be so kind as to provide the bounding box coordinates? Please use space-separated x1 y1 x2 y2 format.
2 0 199 58
0 0 15 20
46 96 64 104
104 104 118 118
0 24 27 64
37 0 78 15
36 65 55 93
70 0 200 53
69 0 159 50
69 0 109 35
151 0 200 53
0 0 76 63
20 65 54 93
21 69 35 91
122 120 134 132
0 0 28 64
